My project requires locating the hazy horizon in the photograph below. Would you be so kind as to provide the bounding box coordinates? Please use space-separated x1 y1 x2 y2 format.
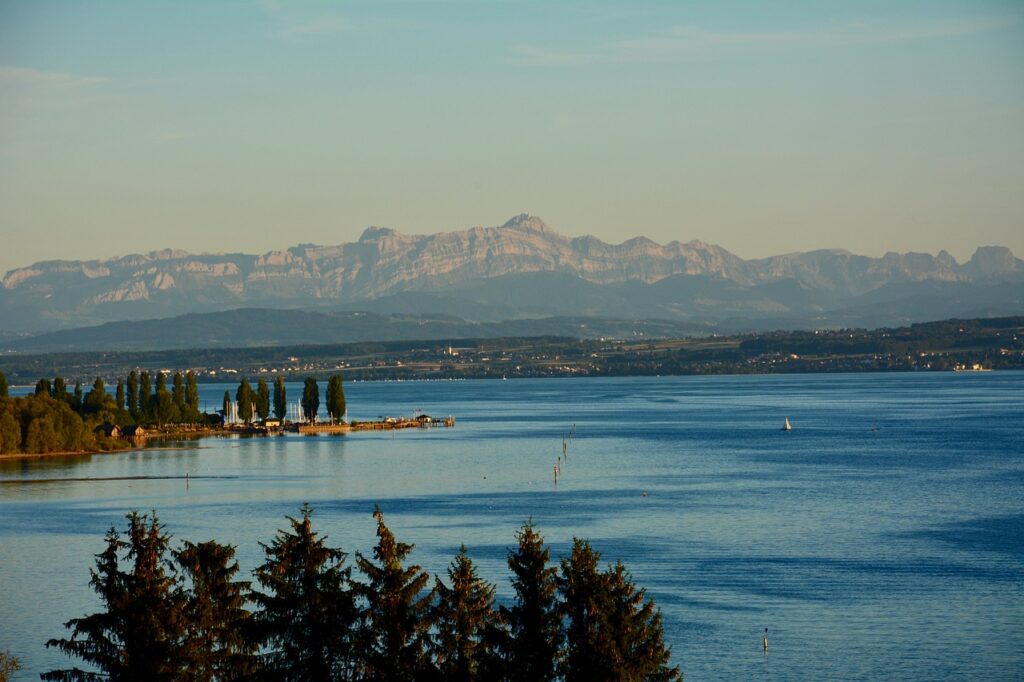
2 1 1022 274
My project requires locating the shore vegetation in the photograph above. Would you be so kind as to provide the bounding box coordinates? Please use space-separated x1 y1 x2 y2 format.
43 507 681 681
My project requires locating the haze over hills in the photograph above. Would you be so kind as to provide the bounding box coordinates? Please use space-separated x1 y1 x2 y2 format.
2 215 1022 350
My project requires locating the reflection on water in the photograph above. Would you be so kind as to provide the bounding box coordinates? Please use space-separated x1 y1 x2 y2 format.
1 373 1022 680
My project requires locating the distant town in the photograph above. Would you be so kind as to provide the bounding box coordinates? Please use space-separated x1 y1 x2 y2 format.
2 316 1021 386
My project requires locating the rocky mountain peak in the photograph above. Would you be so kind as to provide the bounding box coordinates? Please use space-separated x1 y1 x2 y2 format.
359 226 398 242
500 213 550 233
964 246 1019 278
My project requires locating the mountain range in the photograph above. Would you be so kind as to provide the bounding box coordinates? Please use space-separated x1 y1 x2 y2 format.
2 214 1022 350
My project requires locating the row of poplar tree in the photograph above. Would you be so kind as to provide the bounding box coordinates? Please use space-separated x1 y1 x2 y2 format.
43 506 680 682
21 370 206 428
222 375 346 425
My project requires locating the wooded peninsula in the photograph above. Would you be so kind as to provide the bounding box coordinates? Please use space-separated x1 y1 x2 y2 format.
0 371 345 456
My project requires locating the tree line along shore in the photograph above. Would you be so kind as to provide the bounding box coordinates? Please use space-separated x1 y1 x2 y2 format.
38 506 680 681
0 370 345 457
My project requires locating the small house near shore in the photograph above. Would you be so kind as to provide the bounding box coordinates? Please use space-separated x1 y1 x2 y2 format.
94 423 121 438
122 425 147 439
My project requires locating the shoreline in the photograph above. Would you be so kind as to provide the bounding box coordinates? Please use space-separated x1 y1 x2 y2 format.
0 418 454 461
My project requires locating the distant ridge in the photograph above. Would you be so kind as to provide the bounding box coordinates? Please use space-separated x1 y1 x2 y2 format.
1 214 1020 334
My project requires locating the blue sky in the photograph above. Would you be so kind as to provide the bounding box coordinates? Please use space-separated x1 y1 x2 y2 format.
1 1 1022 274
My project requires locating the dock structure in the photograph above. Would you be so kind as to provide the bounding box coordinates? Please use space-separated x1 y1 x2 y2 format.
294 415 454 434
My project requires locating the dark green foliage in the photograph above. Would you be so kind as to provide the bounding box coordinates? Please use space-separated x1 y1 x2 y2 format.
559 539 611 681
35 378 51 396
154 373 176 427
18 393 96 453
222 390 231 422
43 512 185 681
503 520 562 682
0 392 124 455
185 371 200 419
326 374 346 423
236 379 254 425
301 376 319 423
172 372 186 417
273 375 287 420
0 370 7 398
256 378 270 421
139 371 152 421
602 562 680 681
432 545 499 682
355 506 436 681
251 504 358 681
127 371 139 420
0 410 20 454
175 540 257 681
115 379 125 412
72 382 83 409
53 376 68 401
83 377 109 414
43 511 683 680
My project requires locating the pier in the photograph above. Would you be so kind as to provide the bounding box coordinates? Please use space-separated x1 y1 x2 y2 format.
293 415 454 434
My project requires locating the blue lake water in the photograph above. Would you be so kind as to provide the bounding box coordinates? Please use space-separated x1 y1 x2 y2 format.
1 373 1022 680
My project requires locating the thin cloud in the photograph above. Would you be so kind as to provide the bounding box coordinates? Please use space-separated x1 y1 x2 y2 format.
507 14 1022 66
0 66 108 85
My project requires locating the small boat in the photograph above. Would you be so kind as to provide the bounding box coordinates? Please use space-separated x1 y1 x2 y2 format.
782 418 792 431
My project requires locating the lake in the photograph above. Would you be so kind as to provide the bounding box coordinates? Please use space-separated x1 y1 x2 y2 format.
1 373 1022 680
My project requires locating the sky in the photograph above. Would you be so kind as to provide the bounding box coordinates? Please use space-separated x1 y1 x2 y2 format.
1 1 1022 275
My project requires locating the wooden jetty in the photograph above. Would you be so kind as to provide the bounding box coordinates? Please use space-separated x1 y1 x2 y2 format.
294 415 454 435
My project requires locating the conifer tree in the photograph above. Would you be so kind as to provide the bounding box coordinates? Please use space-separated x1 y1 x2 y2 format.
603 562 681 681
72 383 83 409
250 504 358 680
433 545 499 682
0 370 7 398
236 379 254 425
35 378 51 396
256 378 270 421
301 376 319 423
273 376 287 421
43 512 185 681
326 374 346 423
127 371 140 420
175 540 257 681
354 506 436 682
559 539 613 681
502 519 561 682
222 390 231 424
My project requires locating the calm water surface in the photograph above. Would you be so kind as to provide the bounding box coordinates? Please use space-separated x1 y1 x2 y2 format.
1 373 1022 680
